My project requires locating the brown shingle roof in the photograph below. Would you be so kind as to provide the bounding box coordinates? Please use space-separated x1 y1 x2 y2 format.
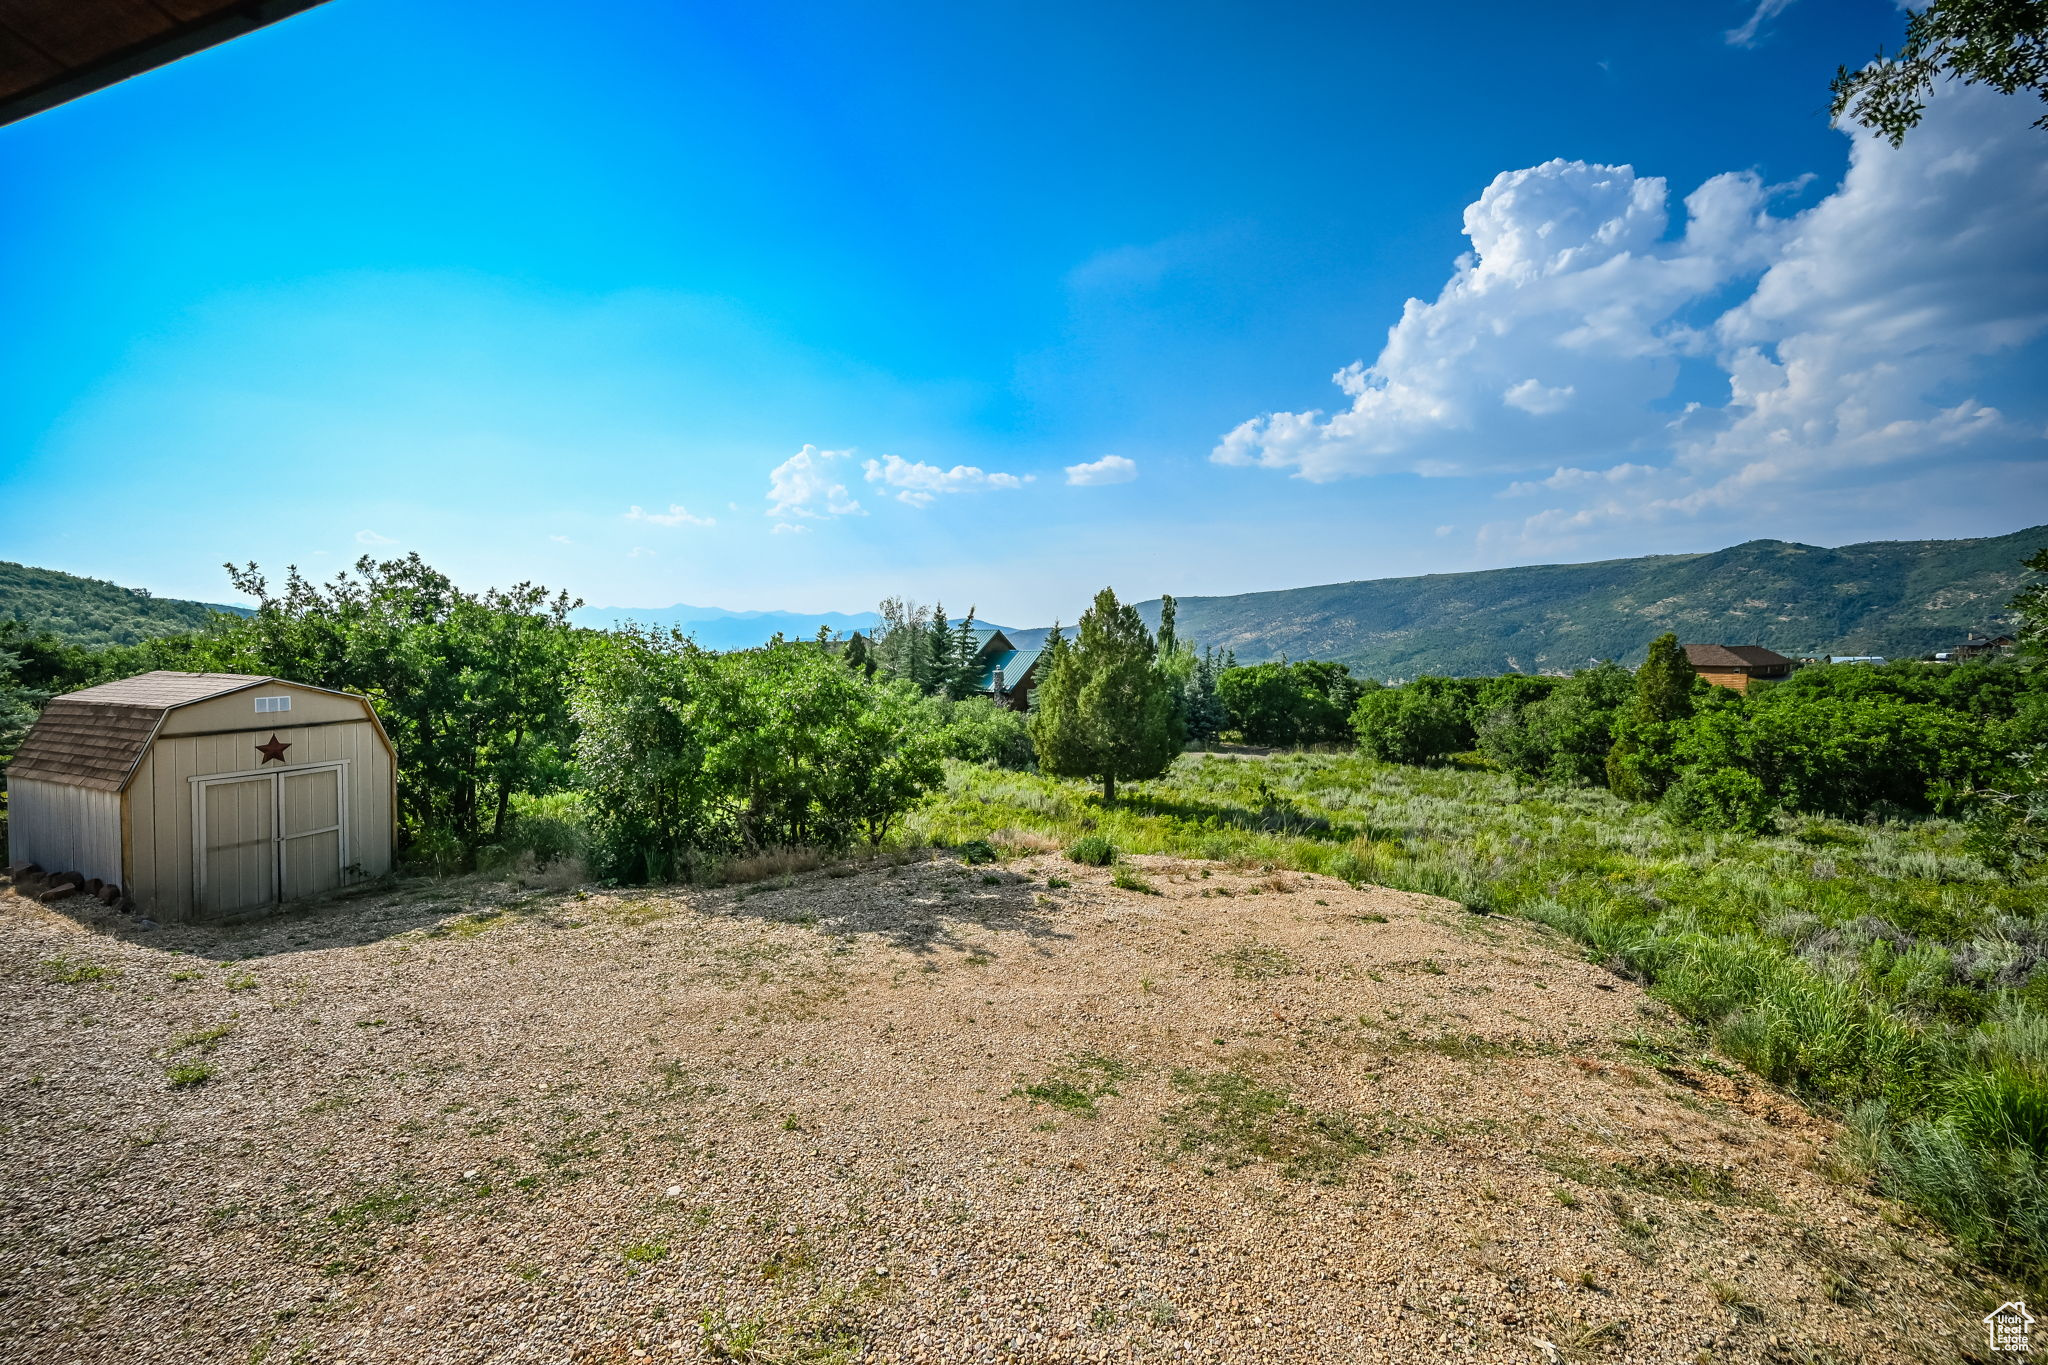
5 672 272 792
1683 644 1794 670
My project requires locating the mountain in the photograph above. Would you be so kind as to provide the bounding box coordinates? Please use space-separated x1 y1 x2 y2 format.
1101 526 2045 678
0 561 251 648
570 603 884 651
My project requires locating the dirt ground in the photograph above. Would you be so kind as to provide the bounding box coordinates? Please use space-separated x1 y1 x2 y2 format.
0 853 2006 1364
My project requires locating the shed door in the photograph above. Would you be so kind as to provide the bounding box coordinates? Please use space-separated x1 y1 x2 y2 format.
280 767 344 900
199 777 277 918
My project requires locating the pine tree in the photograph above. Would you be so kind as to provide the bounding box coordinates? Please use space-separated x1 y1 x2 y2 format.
1029 587 1185 801
1607 632 1698 800
924 602 955 698
949 608 981 699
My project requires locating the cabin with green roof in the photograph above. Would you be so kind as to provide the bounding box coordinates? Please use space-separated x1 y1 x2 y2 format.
964 627 1045 711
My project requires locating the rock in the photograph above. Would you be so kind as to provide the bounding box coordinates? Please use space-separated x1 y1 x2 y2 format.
96 885 122 907
38 883 79 903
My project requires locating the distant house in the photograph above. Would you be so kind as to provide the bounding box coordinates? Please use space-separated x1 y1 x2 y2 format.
1828 655 1888 666
1943 633 2016 661
1682 644 1796 694
964 627 1046 712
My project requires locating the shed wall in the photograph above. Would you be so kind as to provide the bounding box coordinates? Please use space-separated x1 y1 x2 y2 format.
158 684 370 735
7 777 122 884
1695 669 1753 693
126 719 393 922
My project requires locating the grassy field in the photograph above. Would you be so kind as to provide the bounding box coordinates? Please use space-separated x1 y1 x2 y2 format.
907 750 2048 1291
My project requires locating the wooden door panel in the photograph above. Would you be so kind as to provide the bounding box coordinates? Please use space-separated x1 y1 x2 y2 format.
200 777 275 918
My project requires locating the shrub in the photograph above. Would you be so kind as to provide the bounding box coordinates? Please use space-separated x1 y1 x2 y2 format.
955 838 999 865
1351 688 1463 765
1067 835 1117 866
1662 768 1775 835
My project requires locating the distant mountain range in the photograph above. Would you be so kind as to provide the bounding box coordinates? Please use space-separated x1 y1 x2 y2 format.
1102 525 2046 678
8 524 2041 674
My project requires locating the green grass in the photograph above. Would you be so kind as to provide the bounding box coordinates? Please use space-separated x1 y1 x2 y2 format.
1159 1068 1379 1182
164 1062 215 1088
43 957 118 984
907 751 2048 1289
1010 1053 1130 1119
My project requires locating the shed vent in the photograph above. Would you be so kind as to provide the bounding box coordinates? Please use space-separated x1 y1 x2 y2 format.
254 696 292 713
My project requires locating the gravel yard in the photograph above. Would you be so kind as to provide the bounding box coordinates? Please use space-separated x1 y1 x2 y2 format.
0 854 1996 1364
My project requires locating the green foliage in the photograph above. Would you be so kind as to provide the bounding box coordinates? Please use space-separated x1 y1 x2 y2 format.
1830 0 2048 146
1066 834 1117 866
1029 588 1184 801
919 695 1034 769
1216 659 1362 746
1660 767 1775 835
0 559 247 647
184 555 581 859
1180 645 1231 746
572 633 943 881
1607 633 1700 801
1350 685 1463 766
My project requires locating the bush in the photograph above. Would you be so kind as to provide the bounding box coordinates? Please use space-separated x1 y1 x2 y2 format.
1661 768 1775 835
1067 835 1117 866
929 696 1035 769
955 838 998 865
1350 688 1463 765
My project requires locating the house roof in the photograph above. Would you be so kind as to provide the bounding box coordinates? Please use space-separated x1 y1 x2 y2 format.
6 672 276 792
975 646 1043 694
1683 644 1794 670
0 0 332 127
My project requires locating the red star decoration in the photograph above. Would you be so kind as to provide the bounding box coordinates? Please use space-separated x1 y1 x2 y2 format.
256 733 291 764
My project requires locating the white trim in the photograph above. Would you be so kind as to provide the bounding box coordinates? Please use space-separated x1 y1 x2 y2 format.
190 760 350 914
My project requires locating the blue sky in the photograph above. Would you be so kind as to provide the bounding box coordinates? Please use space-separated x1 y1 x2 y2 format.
2 0 2044 622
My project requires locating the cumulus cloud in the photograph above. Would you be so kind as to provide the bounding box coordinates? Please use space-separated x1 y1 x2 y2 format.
765 444 865 521
860 454 1032 507
355 529 397 545
1216 85 2048 548
1065 454 1139 486
626 503 716 527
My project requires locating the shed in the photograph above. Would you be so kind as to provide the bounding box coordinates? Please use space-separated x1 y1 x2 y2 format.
5 672 395 922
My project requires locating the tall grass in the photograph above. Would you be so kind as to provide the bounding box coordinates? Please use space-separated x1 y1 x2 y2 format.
907 751 2048 1289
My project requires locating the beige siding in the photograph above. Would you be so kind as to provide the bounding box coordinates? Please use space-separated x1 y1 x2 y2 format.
125 717 394 922
157 682 371 735
7 777 122 885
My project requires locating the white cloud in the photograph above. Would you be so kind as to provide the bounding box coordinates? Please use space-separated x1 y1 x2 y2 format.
771 522 809 535
628 546 655 558
1725 0 1794 47
1217 85 2048 550
549 534 573 544
1064 454 1139 486
765 444 865 520
1502 379 1576 415
355 529 397 545
860 454 1032 507
626 503 716 527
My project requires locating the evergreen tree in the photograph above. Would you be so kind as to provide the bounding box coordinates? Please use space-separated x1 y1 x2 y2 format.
843 631 876 679
1182 645 1228 747
924 602 956 698
1607 633 1699 800
949 608 982 699
1029 587 1184 801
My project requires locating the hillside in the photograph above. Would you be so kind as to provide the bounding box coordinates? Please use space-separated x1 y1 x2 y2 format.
570 601 884 651
0 561 249 647
1098 525 2044 677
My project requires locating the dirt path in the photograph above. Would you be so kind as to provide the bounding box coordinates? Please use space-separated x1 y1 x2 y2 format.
0 855 1996 1363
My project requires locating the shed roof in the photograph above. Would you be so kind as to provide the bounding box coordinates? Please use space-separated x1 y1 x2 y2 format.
7 672 277 792
1683 644 1794 670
